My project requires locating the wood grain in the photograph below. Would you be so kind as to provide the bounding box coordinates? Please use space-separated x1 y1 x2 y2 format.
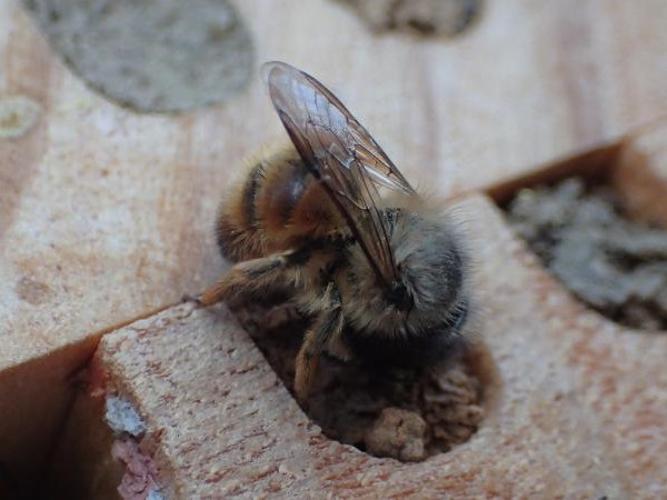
90 195 667 498
1 0 667 485
1 0 666 368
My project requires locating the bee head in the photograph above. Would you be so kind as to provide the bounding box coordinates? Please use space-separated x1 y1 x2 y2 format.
388 214 465 319
343 209 467 338
386 280 413 312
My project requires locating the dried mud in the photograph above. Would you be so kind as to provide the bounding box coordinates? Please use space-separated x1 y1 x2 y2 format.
336 0 483 37
506 177 667 331
23 0 253 112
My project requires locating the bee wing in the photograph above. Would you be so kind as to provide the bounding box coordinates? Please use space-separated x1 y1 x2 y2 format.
263 61 417 286
263 61 416 196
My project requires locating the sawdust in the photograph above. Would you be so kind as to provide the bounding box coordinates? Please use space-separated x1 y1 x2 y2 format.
234 304 484 461
506 177 667 331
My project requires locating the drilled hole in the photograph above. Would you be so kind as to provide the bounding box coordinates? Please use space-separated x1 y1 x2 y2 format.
232 303 493 462
494 143 667 332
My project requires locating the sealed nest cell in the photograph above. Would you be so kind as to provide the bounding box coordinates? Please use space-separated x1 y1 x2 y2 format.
233 304 484 462
335 0 483 38
24 0 253 112
505 177 667 331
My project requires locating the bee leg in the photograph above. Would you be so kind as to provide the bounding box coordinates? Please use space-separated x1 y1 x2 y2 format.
199 250 301 307
294 283 343 401
325 334 353 363
261 302 305 329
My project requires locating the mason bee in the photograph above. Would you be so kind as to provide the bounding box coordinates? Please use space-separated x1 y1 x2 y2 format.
200 62 470 401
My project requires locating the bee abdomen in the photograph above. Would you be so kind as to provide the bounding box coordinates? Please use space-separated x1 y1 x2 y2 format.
216 147 336 262
215 159 266 262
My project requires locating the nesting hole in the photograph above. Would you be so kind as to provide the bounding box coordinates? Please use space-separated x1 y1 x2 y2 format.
232 301 493 462
490 142 667 332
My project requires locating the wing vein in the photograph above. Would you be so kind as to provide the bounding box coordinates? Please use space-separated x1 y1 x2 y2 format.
264 61 418 288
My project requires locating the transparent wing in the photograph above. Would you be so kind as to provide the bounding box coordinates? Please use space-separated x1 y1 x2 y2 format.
263 61 416 196
263 61 417 286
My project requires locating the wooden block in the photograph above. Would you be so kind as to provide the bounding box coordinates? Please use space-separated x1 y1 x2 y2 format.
611 120 667 226
57 194 666 498
2 0 667 487
0 336 97 496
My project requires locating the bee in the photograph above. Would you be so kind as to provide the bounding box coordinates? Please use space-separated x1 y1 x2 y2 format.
200 61 470 401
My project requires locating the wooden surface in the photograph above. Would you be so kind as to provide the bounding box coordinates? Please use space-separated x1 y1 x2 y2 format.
90 195 667 498
1 0 667 489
